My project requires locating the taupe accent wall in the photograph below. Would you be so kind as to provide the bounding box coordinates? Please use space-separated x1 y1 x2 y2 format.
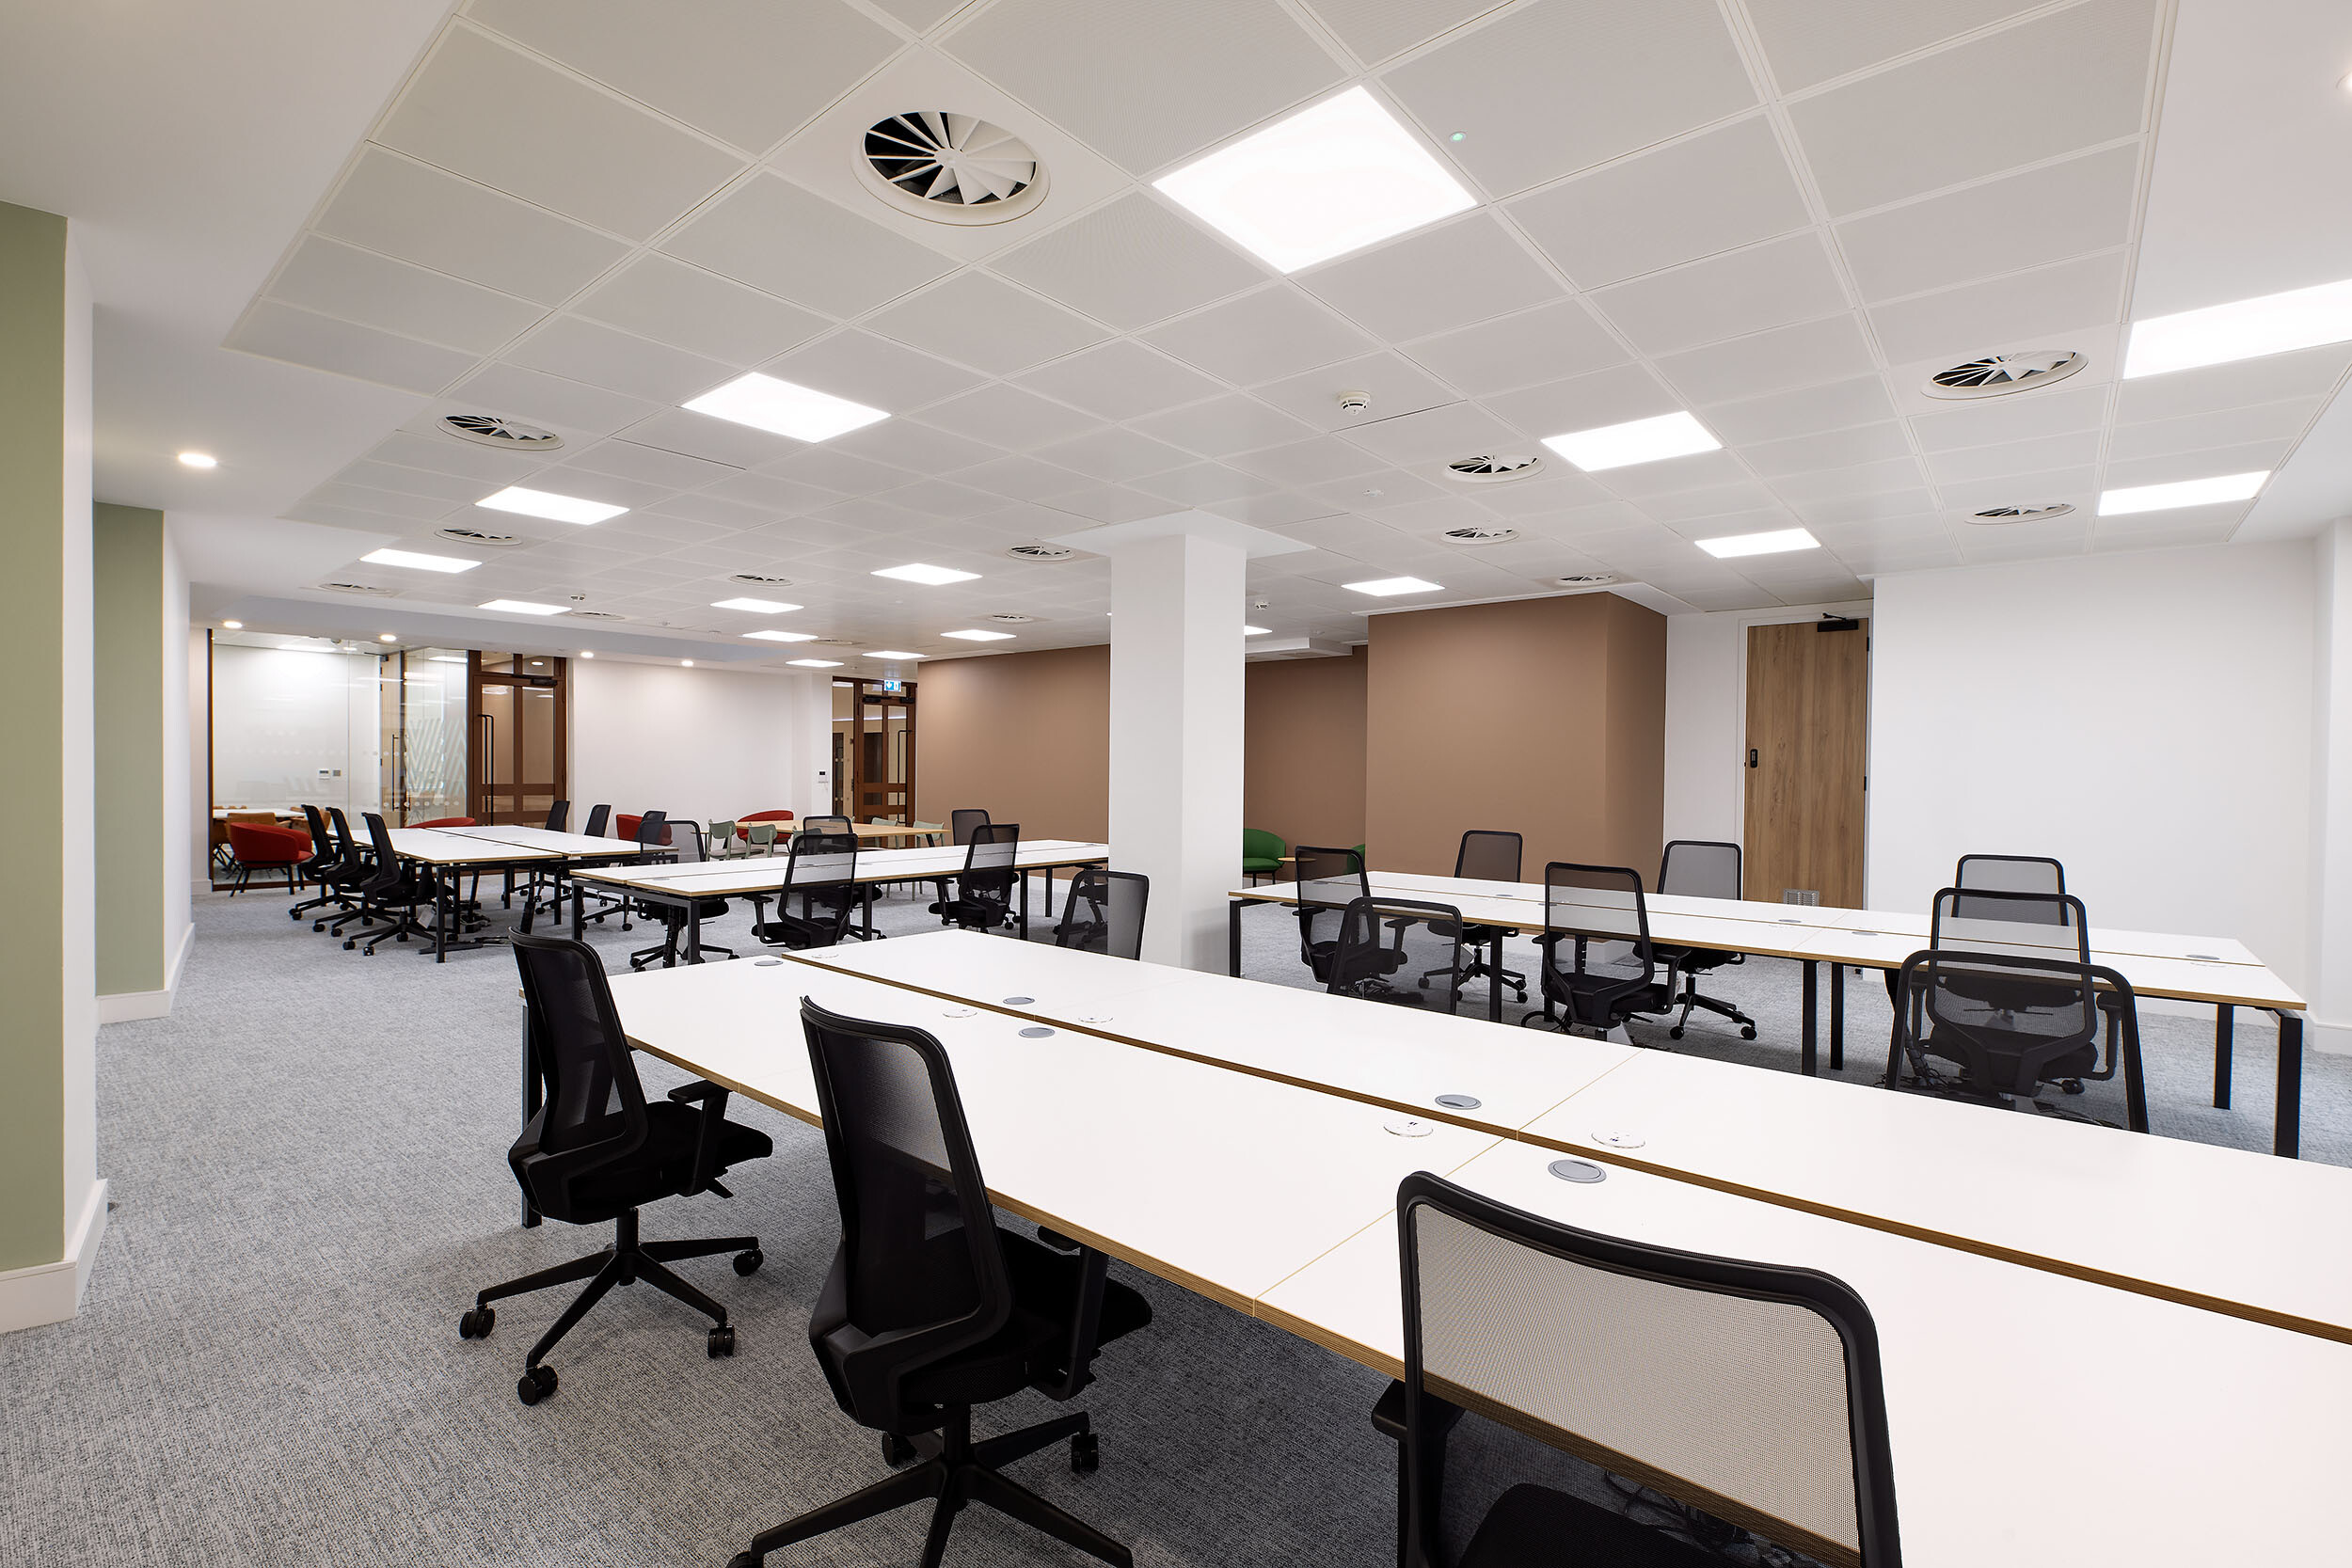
1244 646 1367 851
1365 594 1666 878
914 646 1111 843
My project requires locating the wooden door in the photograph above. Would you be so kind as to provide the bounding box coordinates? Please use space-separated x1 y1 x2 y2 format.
1742 620 1867 907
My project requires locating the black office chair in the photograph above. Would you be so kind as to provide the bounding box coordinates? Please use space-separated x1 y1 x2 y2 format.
1886 853 2065 1003
1653 840 1756 1042
582 803 611 838
1053 867 1149 959
932 807 993 920
1294 844 1372 984
630 819 735 969
319 807 378 936
930 822 1020 932
749 831 861 950
726 1000 1150 1568
802 815 852 835
291 804 351 922
1522 863 1682 1038
1386 1171 1901 1568
1419 831 1526 1004
543 800 569 832
584 808 669 928
460 933 771 1404
1335 896 1464 1009
345 812 442 954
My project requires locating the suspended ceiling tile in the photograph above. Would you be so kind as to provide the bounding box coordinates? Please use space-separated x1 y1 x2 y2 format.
1909 381 2112 451
912 384 1107 451
1132 393 1319 458
1141 286 1377 386
865 271 1111 376
2110 343 2352 425
1745 0 2041 93
503 315 738 404
1740 421 1915 479
1011 340 1228 421
1590 232 1851 359
1483 363 1685 440
1836 146 2139 304
1923 430 2105 484
265 234 544 355
1653 312 1878 404
990 192 1267 330
227 301 475 395
1702 375 1899 447
662 173 955 318
570 254 832 367
1867 251 2126 366
1402 299 1629 399
1299 214 1563 341
763 328 988 414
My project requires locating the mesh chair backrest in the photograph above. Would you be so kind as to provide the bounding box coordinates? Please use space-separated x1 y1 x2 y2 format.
544 800 569 832
1330 895 1462 997
672 819 707 863
803 815 851 836
1930 887 2088 961
786 831 859 897
1914 947 2100 1066
1294 844 1369 910
301 803 332 859
801 999 1009 1341
633 808 669 847
1660 839 1741 901
1400 1173 1899 1568
512 933 646 1157
1453 831 1522 883
329 806 359 858
583 803 611 837
1542 863 1652 962
960 823 1020 908
1954 853 2063 899
950 808 991 845
1055 868 1148 958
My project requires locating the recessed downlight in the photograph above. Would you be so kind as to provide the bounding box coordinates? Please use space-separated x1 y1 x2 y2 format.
476 485 627 525
177 451 217 468
377 633 398 643
221 620 244 629
1244 625 1272 636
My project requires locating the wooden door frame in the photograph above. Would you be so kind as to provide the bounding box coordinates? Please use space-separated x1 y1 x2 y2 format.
1726 601 1873 887
466 652 570 825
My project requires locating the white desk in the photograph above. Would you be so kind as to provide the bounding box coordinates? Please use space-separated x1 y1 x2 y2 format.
1261 1140 2352 1568
444 824 647 859
383 829 562 962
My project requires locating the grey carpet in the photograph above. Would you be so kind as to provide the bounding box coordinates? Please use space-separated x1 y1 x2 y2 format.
3 876 2342 1567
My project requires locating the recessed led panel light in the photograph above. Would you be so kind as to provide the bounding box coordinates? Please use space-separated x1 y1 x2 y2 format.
2097 471 2269 515
2124 277 2352 378
865 650 926 659
478 599 569 615
711 596 801 614
1541 411 1721 472
1344 577 1442 596
873 562 980 586
787 657 844 668
1244 626 1272 635
1696 527 1820 559
476 485 628 525
177 451 217 468
362 547 480 574
940 628 1015 641
1153 86 1476 273
427 655 467 664
684 372 889 442
743 629 820 642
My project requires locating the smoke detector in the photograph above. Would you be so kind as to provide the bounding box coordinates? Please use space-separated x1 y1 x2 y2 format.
1923 350 2086 399
1444 454 1543 483
1554 573 1618 587
858 112 1047 225
1438 524 1519 546
730 572 796 585
1968 502 2076 525
313 580 395 596
440 413 564 451
985 612 1036 624
1336 389 1372 414
435 526 523 547
1006 543 1077 562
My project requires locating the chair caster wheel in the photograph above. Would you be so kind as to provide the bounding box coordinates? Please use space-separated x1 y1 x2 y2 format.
1740 1026 1757 1041
882 1433 916 1466
457 1306 494 1339
342 940 356 951
1071 1432 1100 1473
733 1248 763 1276
1416 978 1429 990
516 1365 557 1405
312 923 326 932
707 1324 736 1358
727 1555 762 1568
1669 1025 1685 1039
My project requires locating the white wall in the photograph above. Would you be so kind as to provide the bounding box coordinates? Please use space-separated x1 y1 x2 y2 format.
569 660 832 836
2307 520 2352 1046
1868 541 2318 997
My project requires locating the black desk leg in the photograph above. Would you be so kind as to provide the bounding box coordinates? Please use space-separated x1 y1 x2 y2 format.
1018 871 1030 940
520 1006 542 1228
1229 899 1244 977
1800 960 1818 1075
1043 869 1056 920
2213 1005 2234 1109
2275 1012 2303 1159
435 866 450 963
688 897 703 964
1488 931 1503 1024
571 879 584 941
1828 962 1844 1072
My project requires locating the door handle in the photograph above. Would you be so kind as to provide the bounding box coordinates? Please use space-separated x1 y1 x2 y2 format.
1747 748 1758 768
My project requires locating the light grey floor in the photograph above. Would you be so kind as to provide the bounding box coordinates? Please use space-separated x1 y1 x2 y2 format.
3 875 2343 1568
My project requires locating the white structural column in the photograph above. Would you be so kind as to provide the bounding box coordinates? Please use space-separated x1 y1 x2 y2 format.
2310 518 2352 1053
1055 513 1308 969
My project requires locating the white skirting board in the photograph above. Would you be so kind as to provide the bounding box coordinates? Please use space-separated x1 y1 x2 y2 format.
96 923 194 1023
0 1179 108 1334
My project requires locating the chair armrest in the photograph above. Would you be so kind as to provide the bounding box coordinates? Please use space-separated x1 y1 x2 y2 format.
667 1080 732 1194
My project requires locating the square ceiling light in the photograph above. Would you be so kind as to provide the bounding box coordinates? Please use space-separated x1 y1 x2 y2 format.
1344 577 1442 596
685 372 889 442
478 599 569 615
475 486 628 525
1696 527 1820 559
361 547 479 574
2097 471 2269 515
1542 411 1721 472
787 658 844 668
1244 625 1271 635
742 628 820 642
2124 277 2352 378
873 562 980 585
711 596 800 613
940 628 1015 641
865 649 926 659
1152 86 1476 274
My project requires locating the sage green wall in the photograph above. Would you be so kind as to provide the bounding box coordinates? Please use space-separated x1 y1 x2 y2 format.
95 504 167 995
0 201 75 1274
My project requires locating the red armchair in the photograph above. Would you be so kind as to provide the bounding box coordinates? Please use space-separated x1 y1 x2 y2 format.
736 809 794 842
225 820 313 895
410 816 478 828
614 814 675 847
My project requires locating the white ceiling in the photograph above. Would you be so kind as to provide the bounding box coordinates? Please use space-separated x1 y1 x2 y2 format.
11 0 2352 667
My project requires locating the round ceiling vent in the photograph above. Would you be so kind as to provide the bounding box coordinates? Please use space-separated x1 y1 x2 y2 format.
1006 543 1076 562
568 610 631 621
985 612 1036 624
858 112 1047 226
1968 502 2076 525
440 413 564 451
1439 524 1519 546
435 526 524 547
1923 350 2087 400
1444 454 1544 484
1554 573 1619 587
730 572 796 586
313 579 395 596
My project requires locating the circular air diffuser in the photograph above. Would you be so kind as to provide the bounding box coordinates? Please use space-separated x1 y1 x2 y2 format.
1554 573 1619 587
1006 543 1075 562
1438 524 1518 545
1444 454 1543 483
435 526 523 547
985 612 1036 624
440 413 564 451
1968 502 2076 525
313 580 395 596
568 610 631 621
730 572 795 585
859 112 1046 226
1923 350 2086 399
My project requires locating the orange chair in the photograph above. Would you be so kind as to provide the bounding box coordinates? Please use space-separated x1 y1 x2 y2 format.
225 820 313 896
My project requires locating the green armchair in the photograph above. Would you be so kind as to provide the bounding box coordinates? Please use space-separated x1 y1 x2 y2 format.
1242 828 1286 885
